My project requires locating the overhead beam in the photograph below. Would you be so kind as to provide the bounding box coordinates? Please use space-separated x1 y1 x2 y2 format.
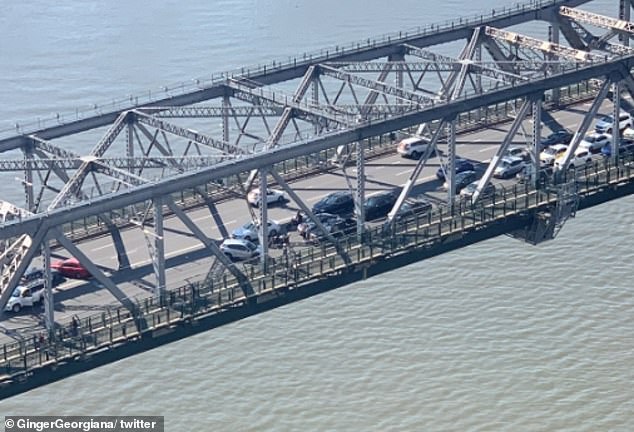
484 26 604 62
560 6 634 35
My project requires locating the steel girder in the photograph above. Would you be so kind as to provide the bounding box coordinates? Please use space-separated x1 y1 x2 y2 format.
402 45 529 84
471 98 534 202
268 170 351 265
318 64 435 107
48 111 130 210
163 197 254 298
560 6 634 35
140 105 283 118
557 79 612 170
225 79 351 128
133 111 247 155
484 26 606 62
3 54 634 242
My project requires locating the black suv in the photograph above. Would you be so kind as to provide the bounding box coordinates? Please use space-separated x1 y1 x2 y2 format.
312 192 354 216
364 192 398 221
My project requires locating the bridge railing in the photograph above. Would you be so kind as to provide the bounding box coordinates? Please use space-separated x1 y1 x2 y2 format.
0 0 571 140
2 148 633 383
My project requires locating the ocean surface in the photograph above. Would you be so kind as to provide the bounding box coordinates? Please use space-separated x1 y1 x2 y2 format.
1 0 633 430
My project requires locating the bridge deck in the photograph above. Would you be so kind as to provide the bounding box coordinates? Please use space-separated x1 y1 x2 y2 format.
1 153 633 395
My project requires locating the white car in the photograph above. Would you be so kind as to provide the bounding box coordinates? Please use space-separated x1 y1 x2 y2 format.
397 137 432 159
579 133 611 154
595 112 632 134
247 188 286 206
505 146 529 161
220 239 261 261
231 220 281 241
494 156 526 179
5 283 45 313
554 148 592 169
540 144 568 166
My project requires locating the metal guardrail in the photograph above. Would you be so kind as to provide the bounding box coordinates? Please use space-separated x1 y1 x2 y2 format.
0 0 579 139
1 149 633 384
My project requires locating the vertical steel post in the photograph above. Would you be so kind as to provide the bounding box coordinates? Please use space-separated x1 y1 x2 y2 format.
613 80 621 160
532 97 542 189
42 236 54 339
222 95 230 144
312 79 320 135
447 118 457 206
154 196 166 299
24 142 34 212
549 24 561 105
258 168 269 270
355 140 366 238
127 118 134 174
620 0 631 46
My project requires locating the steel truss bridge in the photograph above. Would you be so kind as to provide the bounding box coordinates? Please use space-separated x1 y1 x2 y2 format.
2 0 634 396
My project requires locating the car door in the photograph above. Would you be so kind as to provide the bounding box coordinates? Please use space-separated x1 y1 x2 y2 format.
21 288 34 307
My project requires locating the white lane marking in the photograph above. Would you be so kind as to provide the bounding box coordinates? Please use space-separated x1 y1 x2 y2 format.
396 169 413 176
479 145 499 153
192 214 212 222
129 243 201 268
91 244 112 252
391 160 402 165
211 219 236 229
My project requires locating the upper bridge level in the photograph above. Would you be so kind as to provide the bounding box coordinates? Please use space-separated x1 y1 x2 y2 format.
1 0 634 398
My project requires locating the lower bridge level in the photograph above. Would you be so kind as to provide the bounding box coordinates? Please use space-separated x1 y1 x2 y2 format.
1 153 633 398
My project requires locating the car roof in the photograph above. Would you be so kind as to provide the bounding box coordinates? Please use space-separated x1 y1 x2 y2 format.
550 144 568 150
400 137 428 145
501 155 523 163
222 239 253 246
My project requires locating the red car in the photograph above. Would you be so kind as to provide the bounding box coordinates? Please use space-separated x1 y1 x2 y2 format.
51 258 91 279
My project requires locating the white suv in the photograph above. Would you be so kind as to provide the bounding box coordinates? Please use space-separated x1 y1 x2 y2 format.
595 112 632 134
397 137 432 159
579 133 611 154
5 283 45 313
540 144 568 166
220 239 262 261
554 148 592 169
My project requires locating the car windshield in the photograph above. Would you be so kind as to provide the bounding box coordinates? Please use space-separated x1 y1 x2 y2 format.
246 242 256 251
544 147 559 155
242 222 255 230
601 115 614 122
585 136 597 143
11 288 20 298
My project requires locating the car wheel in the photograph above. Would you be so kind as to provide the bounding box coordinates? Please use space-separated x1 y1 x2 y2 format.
269 229 278 237
12 304 21 313
277 196 284 204
411 151 421 159
224 253 234 261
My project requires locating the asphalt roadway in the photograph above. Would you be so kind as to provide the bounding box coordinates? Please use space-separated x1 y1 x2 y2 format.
0 100 612 343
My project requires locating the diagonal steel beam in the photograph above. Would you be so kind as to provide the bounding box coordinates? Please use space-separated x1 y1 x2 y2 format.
557 79 612 171
386 120 447 223
560 6 634 35
163 197 254 298
318 64 434 106
48 111 129 210
51 227 136 312
134 111 247 155
448 27 483 100
268 170 351 265
472 98 533 201
0 225 48 319
484 26 605 62
91 160 150 187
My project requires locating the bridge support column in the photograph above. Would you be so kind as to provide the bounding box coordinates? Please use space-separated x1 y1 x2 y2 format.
23 144 34 213
532 97 542 189
355 140 365 239
446 118 457 206
258 168 269 271
620 0 631 46
613 81 622 160
42 235 55 340
549 23 561 106
222 95 230 144
154 196 166 299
